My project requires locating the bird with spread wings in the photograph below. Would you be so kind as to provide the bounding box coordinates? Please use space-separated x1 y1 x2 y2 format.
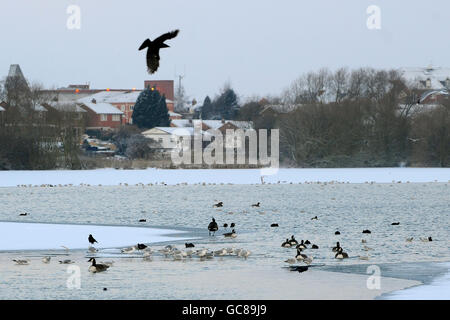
139 29 179 74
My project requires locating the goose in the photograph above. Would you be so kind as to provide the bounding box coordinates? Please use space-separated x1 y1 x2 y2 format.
311 244 319 249
59 260 75 264
270 223 279 227
420 237 433 242
224 229 237 238
391 222 400 226
88 234 98 245
223 223 228 229
13 259 30 265
362 229 371 234
230 223 235 228
19 213 29 216
208 218 219 236
251 202 260 207
335 231 341 235
281 239 291 248
213 202 223 208
295 249 308 261
121 246 136 254
88 258 110 273
289 236 298 246
304 240 311 245
406 237 414 242
335 247 349 259
139 219 147 222
296 240 307 250
42 256 51 263
185 243 195 248
311 216 318 220
332 242 341 252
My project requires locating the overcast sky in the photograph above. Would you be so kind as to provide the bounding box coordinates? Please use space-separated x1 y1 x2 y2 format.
1 0 449 102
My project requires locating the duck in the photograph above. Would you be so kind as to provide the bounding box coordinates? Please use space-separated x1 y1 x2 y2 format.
213 201 223 208
391 222 400 226
230 223 235 228
335 231 341 235
281 239 291 248
289 235 298 246
304 240 311 245
251 202 260 207
335 247 349 259
137 243 148 250
19 213 29 216
208 217 219 236
185 243 195 248
332 242 341 252
13 259 30 265
59 260 75 264
311 216 318 220
88 234 98 245
139 219 147 222
42 256 51 263
88 258 110 273
362 229 371 234
270 223 279 227
296 240 307 250
223 223 228 229
224 229 237 238
311 244 319 249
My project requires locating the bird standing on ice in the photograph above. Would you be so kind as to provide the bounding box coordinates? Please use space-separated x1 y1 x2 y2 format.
139 29 180 74
208 218 219 236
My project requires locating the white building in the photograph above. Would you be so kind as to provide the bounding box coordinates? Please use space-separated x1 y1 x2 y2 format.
401 65 450 90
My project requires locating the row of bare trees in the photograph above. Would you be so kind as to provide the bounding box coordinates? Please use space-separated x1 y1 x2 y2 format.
0 76 84 169
238 67 449 167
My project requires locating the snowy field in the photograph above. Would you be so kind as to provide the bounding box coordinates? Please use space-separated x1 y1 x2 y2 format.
1 167 450 187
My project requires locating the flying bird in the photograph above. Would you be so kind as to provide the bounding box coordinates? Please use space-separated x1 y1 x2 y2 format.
139 29 180 74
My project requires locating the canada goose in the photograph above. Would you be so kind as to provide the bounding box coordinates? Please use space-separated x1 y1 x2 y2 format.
121 246 136 254
406 237 414 242
88 258 109 273
88 234 98 245
362 229 371 234
42 256 51 263
252 202 260 207
289 236 298 246
137 243 148 250
223 223 228 229
335 231 341 235
185 243 195 248
311 216 318 220
59 260 75 264
281 239 291 248
230 223 235 228
271 223 279 227
296 240 306 249
213 202 223 208
420 237 433 242
208 218 219 236
289 265 309 273
13 259 30 265
295 249 308 261
335 247 349 259
224 229 237 238
311 244 319 249
391 222 400 226
332 242 341 252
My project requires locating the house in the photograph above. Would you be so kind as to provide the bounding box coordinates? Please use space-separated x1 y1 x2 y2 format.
401 65 450 91
170 119 253 132
78 99 123 130
141 126 210 152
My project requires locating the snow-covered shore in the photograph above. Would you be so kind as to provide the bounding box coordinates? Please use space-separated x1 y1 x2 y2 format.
1 167 449 187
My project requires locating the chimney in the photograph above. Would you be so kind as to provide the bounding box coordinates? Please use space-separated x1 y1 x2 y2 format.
221 118 225 124
91 98 96 104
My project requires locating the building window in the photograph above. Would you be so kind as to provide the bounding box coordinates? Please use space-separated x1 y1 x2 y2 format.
130 105 134 110
121 105 125 111
100 114 108 121
112 114 120 122
158 138 163 143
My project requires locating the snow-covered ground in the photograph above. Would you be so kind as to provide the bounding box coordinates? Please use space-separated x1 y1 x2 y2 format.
0 221 194 251
1 168 449 187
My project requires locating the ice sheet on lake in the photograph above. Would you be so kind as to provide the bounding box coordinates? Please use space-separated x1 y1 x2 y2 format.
1 168 449 187
0 221 192 251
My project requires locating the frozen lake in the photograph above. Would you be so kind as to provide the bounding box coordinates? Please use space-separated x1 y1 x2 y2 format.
0 177 448 299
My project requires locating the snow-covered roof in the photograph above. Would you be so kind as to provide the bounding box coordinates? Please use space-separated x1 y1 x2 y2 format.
47 101 87 113
0 106 5 112
401 65 450 90
169 111 181 117
80 102 123 115
78 90 173 105
419 89 449 103
33 104 48 112
170 119 253 130
142 126 210 136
